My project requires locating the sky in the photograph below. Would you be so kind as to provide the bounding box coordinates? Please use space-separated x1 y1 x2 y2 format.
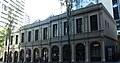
25 0 64 23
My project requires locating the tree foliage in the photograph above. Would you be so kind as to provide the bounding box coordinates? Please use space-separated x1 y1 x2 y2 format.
0 28 7 48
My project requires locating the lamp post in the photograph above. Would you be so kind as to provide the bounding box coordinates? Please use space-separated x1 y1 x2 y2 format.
65 0 72 63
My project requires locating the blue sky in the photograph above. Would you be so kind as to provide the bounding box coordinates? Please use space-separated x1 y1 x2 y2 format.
25 0 63 23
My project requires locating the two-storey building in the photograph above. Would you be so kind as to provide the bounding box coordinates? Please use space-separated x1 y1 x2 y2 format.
3 3 117 63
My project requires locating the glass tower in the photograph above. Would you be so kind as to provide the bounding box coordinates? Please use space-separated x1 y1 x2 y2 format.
72 0 98 10
112 0 120 34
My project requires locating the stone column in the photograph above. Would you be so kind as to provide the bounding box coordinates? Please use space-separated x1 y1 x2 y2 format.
18 50 20 62
101 40 106 61
71 43 75 63
32 29 34 42
59 45 62 63
25 31 27 43
24 48 26 62
31 48 33 62
3 51 5 62
12 51 14 62
39 48 41 58
85 41 89 62
48 47 51 63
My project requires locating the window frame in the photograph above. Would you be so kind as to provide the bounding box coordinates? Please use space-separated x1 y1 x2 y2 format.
53 24 58 37
90 14 98 31
35 29 39 41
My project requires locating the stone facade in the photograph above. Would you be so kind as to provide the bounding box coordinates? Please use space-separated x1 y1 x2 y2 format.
3 3 117 63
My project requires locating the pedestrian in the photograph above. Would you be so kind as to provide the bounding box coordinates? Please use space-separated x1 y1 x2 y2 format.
40 56 45 63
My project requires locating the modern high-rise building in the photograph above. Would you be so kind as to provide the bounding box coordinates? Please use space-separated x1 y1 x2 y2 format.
0 0 25 30
112 0 120 34
60 0 114 17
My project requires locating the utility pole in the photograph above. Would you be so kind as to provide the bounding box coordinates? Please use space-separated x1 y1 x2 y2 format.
65 0 72 63
7 10 13 63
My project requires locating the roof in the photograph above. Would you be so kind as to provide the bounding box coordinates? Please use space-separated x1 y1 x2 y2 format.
20 3 114 30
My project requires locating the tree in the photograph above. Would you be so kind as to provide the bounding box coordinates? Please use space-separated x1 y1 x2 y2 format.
0 28 7 48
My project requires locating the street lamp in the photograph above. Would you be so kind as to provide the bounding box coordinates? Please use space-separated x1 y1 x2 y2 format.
65 0 72 63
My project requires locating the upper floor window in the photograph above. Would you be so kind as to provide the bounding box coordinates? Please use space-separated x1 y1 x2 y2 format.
21 33 24 43
113 6 119 19
35 29 39 41
15 35 18 44
10 36 13 45
76 18 82 33
2 4 7 11
5 37 7 46
43 27 47 40
53 24 58 37
64 22 67 35
28 31 31 42
90 14 98 31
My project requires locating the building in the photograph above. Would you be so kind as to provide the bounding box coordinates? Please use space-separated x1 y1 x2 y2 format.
60 0 113 17
0 0 25 30
112 0 120 34
3 3 117 63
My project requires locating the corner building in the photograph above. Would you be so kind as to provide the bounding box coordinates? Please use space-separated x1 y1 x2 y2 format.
3 3 117 63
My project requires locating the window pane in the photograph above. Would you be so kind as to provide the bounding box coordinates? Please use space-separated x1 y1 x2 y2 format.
76 18 82 33
64 22 67 35
11 36 13 45
90 15 98 31
21 33 24 43
5 37 7 46
16 35 18 44
35 29 39 41
53 24 58 37
43 27 47 40
28 31 31 42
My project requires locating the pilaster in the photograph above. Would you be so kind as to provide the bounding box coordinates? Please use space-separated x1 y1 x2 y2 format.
71 43 75 63
48 47 51 63
101 40 106 61
59 45 62 63
24 48 26 62
31 48 33 62
85 41 89 62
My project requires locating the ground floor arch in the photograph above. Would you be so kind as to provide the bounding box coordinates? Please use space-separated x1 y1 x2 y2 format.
76 43 85 62
90 41 101 61
4 51 7 62
20 49 24 62
9 51 12 62
63 44 70 62
33 48 39 62
42 47 48 62
14 51 18 62
51 46 59 62
26 48 31 62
